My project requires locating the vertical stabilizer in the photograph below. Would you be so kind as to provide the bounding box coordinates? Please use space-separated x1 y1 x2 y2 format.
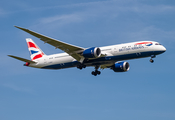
26 38 45 61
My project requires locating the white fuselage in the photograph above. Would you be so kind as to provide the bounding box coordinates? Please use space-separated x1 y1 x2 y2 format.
29 41 166 69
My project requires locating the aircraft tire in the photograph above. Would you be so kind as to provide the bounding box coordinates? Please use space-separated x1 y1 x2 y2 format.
150 59 154 63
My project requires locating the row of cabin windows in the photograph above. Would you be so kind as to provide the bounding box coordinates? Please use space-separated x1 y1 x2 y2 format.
49 55 69 59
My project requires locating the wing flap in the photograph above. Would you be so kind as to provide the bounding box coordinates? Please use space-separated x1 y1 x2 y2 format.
8 55 36 63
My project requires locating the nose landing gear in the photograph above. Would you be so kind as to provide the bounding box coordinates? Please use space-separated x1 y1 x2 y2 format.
150 55 156 63
150 59 154 63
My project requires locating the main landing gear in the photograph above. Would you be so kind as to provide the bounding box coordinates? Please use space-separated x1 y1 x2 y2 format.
91 65 101 76
77 64 101 76
91 70 101 76
150 55 156 63
77 64 86 70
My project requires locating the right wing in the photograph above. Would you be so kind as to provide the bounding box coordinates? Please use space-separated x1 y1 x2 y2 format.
8 55 36 63
14 26 85 61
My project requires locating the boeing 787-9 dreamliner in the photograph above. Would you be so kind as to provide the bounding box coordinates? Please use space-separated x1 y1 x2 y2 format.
8 26 166 76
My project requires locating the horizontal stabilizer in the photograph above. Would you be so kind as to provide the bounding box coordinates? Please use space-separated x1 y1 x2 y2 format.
8 55 36 63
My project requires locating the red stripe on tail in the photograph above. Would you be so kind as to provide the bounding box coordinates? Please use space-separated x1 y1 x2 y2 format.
27 42 38 48
32 54 43 60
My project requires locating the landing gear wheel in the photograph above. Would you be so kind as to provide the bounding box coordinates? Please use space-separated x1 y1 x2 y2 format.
83 65 86 68
91 70 101 76
77 64 86 70
150 59 154 63
91 71 97 76
91 65 101 76
91 71 95 75
97 71 101 75
150 55 156 63
77 66 82 70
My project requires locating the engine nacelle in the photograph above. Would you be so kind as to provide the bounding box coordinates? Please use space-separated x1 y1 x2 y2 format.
112 61 130 72
83 47 101 58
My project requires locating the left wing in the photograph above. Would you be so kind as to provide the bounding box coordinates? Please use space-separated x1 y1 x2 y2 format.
15 26 85 61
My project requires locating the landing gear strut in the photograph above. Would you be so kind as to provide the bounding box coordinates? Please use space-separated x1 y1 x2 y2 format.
91 65 101 76
150 55 156 63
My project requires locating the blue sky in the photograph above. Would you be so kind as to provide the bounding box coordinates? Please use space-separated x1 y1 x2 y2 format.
0 0 175 120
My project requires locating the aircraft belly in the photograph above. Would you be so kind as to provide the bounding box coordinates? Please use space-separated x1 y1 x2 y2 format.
41 56 77 69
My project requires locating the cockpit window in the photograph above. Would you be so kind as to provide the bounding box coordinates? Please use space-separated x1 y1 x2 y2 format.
155 43 161 45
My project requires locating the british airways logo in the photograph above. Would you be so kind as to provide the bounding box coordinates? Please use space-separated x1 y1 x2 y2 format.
27 41 44 60
119 42 153 52
146 43 153 46
135 42 153 46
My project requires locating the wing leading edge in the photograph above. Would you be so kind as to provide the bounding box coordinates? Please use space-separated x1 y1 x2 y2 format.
14 26 85 61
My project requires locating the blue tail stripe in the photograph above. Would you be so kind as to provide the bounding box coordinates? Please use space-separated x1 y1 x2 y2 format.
30 50 39 55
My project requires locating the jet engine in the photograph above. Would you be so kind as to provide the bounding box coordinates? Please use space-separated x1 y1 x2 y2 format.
83 47 101 58
112 61 130 72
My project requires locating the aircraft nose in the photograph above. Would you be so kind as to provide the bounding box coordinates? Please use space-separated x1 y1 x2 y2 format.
159 46 166 54
162 46 166 52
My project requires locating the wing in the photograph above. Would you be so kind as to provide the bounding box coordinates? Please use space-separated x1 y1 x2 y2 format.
8 55 36 63
100 63 114 70
15 26 85 61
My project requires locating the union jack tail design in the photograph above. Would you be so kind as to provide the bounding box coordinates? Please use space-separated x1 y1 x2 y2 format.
26 38 45 61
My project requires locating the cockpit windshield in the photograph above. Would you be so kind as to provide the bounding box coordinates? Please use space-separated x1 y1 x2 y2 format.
155 43 161 45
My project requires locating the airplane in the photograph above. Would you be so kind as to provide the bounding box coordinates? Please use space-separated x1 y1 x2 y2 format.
8 26 166 76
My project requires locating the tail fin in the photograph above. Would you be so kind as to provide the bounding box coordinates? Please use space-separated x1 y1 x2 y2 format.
26 38 45 61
